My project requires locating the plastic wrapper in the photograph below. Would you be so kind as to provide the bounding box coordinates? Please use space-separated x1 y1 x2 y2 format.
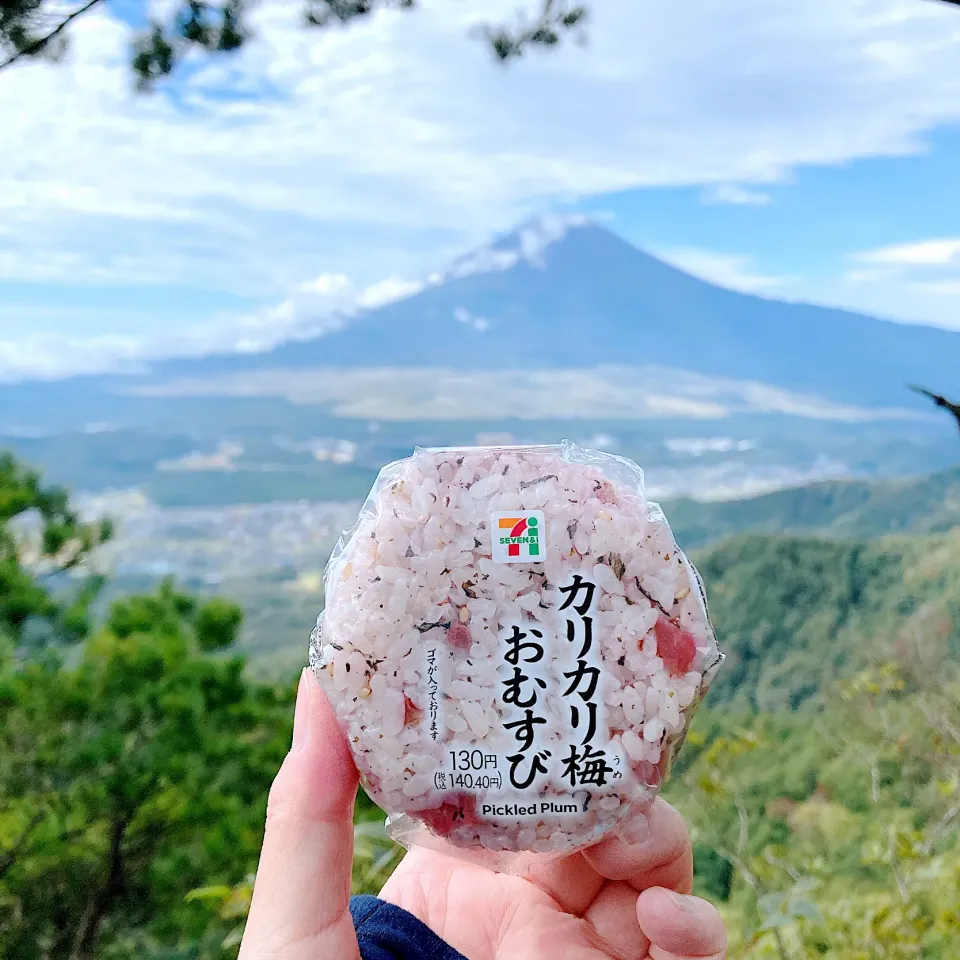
309 442 722 868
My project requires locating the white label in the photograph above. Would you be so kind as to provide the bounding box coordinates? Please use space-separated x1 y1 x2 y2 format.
432 748 592 818
490 510 546 563
428 568 628 811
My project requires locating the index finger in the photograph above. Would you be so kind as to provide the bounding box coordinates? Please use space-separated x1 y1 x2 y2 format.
521 796 691 918
582 798 693 894
408 825 607 917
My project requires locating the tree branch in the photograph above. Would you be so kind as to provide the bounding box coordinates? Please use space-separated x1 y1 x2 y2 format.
772 928 792 960
714 842 758 890
481 0 587 61
917 698 960 748
762 848 803 884
68 811 130 960
732 794 751 860
0 808 46 880
0 0 105 72
887 824 910 904
920 800 960 856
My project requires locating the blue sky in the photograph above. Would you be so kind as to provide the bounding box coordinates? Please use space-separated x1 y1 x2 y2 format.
573 124 960 306
580 125 960 280
3 0 960 378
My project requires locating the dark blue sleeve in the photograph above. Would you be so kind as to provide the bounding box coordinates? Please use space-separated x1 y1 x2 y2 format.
350 895 468 960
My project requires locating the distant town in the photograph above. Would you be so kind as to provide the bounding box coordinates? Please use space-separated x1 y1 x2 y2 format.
77 489 359 585
67 436 852 590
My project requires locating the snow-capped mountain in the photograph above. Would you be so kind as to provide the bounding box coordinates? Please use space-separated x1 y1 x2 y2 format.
4 216 959 505
159 216 960 411
442 214 592 279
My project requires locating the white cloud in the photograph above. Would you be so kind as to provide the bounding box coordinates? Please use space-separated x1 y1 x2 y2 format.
855 238 960 266
655 247 789 294
173 270 418 356
800 276 960 330
356 277 424 309
843 267 896 285
445 247 520 280
122 363 927 424
512 213 590 268
0 334 149 381
0 269 427 380
454 306 491 332
911 280 960 295
0 309 337 381
4 0 960 328
298 273 353 295
443 213 590 279
816 236 960 328
701 184 772 206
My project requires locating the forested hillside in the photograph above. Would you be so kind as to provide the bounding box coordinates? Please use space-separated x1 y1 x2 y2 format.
667 653 959 958
697 531 960 709
668 467 960 549
230 526 960 712
1 452 957 957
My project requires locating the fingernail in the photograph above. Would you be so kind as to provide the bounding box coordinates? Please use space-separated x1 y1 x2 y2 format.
668 890 705 914
292 667 312 752
616 811 650 844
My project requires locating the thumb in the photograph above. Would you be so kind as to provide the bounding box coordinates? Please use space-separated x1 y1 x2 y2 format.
239 668 361 960
636 887 727 960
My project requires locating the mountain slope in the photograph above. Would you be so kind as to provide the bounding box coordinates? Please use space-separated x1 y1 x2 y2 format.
161 218 960 409
229 528 960 710
666 466 960 549
692 531 960 710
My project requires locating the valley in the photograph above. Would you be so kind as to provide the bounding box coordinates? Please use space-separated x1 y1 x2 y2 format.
73 465 960 699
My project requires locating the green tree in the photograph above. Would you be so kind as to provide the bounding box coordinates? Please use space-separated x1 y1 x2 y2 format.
4 446 959 957
0 580 294 959
0 450 294 958
668 620 960 959
0 0 588 85
0 451 111 649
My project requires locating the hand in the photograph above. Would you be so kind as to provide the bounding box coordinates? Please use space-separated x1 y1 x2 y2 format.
239 669 727 960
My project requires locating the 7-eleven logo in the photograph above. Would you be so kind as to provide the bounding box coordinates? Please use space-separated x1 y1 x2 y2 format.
491 510 546 563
